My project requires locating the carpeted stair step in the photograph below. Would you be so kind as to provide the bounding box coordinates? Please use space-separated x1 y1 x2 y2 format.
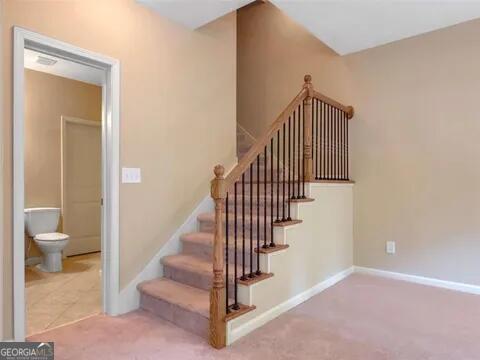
162 254 241 295
181 232 259 267
198 212 280 239
138 278 209 338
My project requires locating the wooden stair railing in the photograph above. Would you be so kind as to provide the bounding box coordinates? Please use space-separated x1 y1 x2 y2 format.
209 75 354 348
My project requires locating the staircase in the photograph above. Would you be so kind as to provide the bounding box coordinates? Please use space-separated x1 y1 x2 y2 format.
137 75 354 348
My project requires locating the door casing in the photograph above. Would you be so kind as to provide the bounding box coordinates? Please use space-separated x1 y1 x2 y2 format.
12 27 120 341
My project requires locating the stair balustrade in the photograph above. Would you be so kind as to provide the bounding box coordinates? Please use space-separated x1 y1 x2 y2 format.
209 75 354 348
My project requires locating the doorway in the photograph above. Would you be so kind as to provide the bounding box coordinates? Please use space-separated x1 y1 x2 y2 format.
13 28 120 341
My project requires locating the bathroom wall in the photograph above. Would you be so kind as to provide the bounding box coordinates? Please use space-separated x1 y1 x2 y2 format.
24 69 102 209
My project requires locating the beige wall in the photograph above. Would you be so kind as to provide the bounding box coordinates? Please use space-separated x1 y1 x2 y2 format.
25 69 102 209
237 2 351 139
237 3 480 288
346 19 480 286
2 0 237 338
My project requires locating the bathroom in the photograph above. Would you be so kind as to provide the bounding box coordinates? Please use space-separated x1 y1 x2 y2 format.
23 49 104 336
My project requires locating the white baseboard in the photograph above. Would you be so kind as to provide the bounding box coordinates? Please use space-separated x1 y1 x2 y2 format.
227 266 354 344
354 266 480 295
116 194 214 314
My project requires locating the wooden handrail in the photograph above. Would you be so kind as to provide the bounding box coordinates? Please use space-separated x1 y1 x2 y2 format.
225 88 308 187
313 90 354 119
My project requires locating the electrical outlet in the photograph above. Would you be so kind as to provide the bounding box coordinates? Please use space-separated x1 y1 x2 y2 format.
386 241 396 254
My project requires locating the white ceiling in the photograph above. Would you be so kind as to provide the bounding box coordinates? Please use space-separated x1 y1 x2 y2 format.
138 0 480 55
270 0 480 55
24 49 104 86
137 0 255 29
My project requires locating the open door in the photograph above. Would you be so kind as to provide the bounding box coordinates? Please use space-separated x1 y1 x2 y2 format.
61 116 101 256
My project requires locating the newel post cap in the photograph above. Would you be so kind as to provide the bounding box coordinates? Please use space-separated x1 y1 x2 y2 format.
303 74 313 97
211 165 226 199
213 164 225 178
346 106 354 119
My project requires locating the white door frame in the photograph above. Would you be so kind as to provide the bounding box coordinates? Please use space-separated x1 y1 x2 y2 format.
13 27 120 340
61 116 102 256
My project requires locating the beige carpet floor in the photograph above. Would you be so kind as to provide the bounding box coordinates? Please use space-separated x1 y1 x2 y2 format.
28 273 480 359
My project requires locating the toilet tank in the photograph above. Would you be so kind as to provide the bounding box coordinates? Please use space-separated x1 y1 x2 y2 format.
24 207 60 237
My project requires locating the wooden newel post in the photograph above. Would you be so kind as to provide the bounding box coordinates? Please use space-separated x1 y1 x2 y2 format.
303 74 314 182
209 165 227 349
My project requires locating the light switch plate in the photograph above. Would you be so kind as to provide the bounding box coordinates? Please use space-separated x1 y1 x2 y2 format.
386 241 396 254
122 167 141 183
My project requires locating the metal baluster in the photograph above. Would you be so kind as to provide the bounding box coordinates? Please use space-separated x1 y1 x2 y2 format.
341 110 344 180
336 108 339 180
297 104 301 198
240 174 247 281
270 138 275 247
343 111 347 180
315 99 319 180
282 123 286 221
346 111 349 180
312 98 316 179
233 183 239 310
322 102 326 179
263 147 268 249
276 130 280 222
292 109 296 199
249 163 254 278
329 105 333 179
301 101 306 198
225 194 229 312
287 116 292 220
256 155 261 275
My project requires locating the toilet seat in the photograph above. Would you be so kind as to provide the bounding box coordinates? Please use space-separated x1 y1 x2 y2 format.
34 232 69 242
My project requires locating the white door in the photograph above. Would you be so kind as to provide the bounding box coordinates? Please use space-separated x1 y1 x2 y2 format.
62 117 102 256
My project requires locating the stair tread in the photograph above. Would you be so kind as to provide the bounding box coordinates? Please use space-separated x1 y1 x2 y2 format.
162 254 214 275
181 231 261 251
198 212 300 225
138 278 209 318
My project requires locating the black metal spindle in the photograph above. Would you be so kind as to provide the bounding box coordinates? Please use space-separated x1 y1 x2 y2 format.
225 193 229 312
276 130 280 222
336 108 340 180
297 104 301 198
263 147 268 249
322 102 326 179
315 99 319 179
312 99 316 179
344 111 347 180
329 105 333 179
287 116 292 220
301 101 306 198
282 122 286 221
334 108 337 179
233 183 239 310
340 111 345 180
256 155 261 275
346 111 349 179
241 174 247 281
270 138 275 247
292 109 296 199
249 163 254 278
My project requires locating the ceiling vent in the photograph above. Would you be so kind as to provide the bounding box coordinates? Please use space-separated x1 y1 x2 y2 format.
36 55 57 66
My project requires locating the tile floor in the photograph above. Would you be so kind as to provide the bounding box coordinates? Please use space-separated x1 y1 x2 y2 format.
25 252 102 336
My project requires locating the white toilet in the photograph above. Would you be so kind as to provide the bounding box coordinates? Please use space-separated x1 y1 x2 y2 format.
24 207 69 272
